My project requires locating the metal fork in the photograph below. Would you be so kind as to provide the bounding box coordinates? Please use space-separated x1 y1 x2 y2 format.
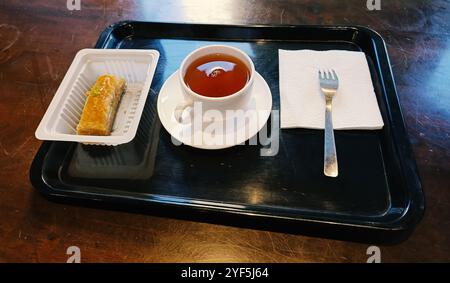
319 69 339 177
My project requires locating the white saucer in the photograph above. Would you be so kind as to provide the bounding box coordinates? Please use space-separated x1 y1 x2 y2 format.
157 70 272 150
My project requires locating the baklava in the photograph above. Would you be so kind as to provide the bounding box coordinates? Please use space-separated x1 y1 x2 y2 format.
76 74 126 136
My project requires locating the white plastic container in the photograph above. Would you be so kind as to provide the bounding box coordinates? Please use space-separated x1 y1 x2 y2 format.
35 48 160 145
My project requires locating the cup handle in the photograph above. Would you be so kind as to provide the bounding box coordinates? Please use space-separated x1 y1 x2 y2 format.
174 98 194 123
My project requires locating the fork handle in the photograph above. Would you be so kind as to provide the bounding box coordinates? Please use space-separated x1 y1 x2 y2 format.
324 98 338 177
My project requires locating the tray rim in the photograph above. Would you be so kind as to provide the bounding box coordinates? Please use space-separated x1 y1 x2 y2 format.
30 21 425 243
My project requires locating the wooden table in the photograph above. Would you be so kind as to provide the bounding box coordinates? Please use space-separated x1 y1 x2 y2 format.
0 0 449 262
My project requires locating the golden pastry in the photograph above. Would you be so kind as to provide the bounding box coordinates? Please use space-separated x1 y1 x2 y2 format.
77 74 126 136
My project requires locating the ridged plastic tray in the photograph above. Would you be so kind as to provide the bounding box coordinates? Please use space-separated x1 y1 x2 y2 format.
35 49 159 145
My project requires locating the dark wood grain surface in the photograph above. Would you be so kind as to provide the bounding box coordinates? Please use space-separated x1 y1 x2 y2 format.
0 0 449 262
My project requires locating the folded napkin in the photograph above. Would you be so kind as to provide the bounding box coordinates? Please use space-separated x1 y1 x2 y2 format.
279 49 384 130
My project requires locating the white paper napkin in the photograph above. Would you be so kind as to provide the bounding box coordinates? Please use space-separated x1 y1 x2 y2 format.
279 49 384 130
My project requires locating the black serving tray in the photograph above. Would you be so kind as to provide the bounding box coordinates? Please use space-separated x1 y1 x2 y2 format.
30 21 424 243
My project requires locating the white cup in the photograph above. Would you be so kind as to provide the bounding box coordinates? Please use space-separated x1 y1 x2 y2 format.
175 45 255 123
